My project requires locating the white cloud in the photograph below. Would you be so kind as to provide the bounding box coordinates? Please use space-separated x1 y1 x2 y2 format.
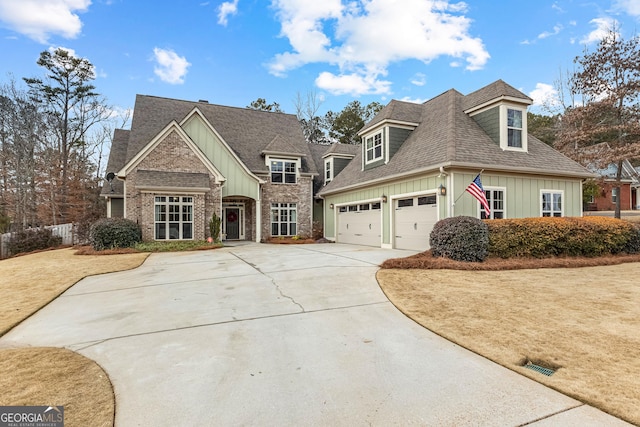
580 17 618 45
614 0 640 17
410 72 426 86
152 48 191 85
268 0 489 96
315 71 391 95
529 82 560 109
0 0 90 43
538 24 563 39
399 96 427 104
218 0 239 26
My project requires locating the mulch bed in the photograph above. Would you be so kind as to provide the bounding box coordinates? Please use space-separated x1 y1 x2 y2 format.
381 250 640 270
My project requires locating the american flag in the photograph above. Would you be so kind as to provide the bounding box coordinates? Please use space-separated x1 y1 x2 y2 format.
466 174 491 216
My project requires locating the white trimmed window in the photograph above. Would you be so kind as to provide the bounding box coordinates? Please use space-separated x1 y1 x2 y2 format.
507 109 523 148
270 160 297 184
481 188 505 219
365 132 383 163
612 187 619 203
541 191 563 217
271 203 297 236
154 196 193 240
324 159 332 184
499 105 527 152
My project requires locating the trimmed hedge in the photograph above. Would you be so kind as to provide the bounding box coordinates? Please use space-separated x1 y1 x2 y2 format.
7 228 63 256
430 216 489 262
486 216 638 258
90 218 142 251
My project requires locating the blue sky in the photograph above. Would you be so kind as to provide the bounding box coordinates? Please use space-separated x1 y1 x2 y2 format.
0 0 639 124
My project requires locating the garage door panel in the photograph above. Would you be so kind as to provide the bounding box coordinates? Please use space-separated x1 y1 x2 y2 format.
394 201 438 251
338 210 381 247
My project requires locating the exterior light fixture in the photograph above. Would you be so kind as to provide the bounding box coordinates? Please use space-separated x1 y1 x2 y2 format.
329 203 334 209
382 195 388 203
438 184 447 196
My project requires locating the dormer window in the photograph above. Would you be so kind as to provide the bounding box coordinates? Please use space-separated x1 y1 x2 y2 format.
270 160 296 184
324 159 332 184
507 108 523 148
499 104 527 152
365 132 383 163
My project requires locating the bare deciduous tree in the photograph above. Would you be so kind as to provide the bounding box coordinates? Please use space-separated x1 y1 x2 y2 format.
555 27 640 218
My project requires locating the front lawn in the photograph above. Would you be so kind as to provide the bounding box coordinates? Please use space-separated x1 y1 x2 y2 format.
378 255 640 425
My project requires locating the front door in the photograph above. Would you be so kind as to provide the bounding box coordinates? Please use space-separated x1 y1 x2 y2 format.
225 208 240 240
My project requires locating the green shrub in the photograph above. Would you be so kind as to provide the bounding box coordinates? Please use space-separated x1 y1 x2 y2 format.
209 212 222 243
486 216 636 258
430 216 489 262
623 222 640 254
7 228 63 256
90 218 142 251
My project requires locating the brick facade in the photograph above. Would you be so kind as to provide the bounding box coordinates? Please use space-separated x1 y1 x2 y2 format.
586 181 633 211
260 174 313 240
125 130 222 241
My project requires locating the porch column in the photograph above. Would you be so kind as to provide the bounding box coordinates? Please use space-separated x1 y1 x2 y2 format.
256 199 262 242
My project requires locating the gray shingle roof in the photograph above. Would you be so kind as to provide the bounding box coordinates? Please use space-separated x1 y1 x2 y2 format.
360 99 424 133
120 95 316 176
101 128 129 196
462 79 532 111
319 83 591 196
323 143 359 157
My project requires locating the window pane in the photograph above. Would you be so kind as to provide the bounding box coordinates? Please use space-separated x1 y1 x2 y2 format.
169 223 180 239
155 223 166 239
272 223 278 235
271 161 283 171
285 173 296 183
418 195 437 205
508 109 522 127
553 193 562 210
183 223 192 239
398 198 413 207
371 202 381 210
285 162 296 173
508 129 522 147
281 223 288 235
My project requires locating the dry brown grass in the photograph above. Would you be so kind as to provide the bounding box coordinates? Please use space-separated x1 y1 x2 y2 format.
0 347 114 426
378 260 640 425
0 247 149 335
0 248 148 427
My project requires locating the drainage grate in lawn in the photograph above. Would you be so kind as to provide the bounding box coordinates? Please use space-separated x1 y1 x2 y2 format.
523 361 556 376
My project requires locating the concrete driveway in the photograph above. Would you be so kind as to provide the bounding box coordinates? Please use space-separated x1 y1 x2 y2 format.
0 243 630 426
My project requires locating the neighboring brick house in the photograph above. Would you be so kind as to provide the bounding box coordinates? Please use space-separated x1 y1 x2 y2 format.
586 160 640 211
102 95 317 242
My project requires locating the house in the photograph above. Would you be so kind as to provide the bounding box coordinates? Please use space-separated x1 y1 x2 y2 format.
586 160 640 211
317 80 594 250
102 95 318 242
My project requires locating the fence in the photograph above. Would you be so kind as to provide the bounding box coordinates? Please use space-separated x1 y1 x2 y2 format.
0 223 75 259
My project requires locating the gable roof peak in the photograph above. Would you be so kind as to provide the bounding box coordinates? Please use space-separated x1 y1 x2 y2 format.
462 79 532 111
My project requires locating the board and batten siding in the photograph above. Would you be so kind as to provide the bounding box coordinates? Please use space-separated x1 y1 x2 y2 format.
324 171 584 247
451 172 583 218
323 174 443 245
182 115 260 199
470 107 500 145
